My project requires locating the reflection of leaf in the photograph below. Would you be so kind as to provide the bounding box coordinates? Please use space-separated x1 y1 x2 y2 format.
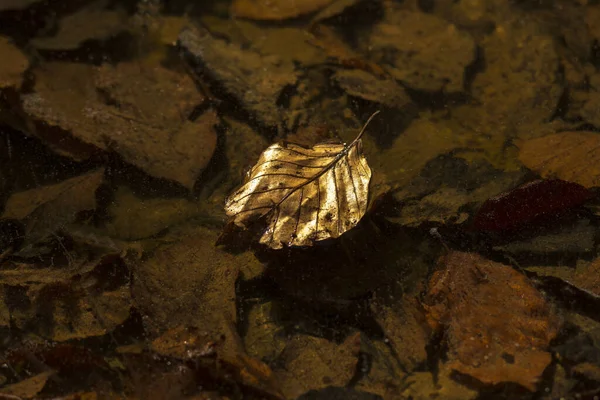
225 112 378 249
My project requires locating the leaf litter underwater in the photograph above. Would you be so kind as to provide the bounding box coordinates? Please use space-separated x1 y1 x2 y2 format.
0 1 600 399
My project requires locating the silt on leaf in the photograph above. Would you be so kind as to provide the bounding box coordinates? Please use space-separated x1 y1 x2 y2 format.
224 112 379 249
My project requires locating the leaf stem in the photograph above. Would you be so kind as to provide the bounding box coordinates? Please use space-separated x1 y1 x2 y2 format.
349 110 381 147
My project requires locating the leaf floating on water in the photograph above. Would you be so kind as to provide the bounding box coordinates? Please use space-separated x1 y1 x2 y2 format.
224 112 379 249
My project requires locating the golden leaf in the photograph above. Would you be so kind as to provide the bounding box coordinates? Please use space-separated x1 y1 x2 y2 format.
225 112 378 249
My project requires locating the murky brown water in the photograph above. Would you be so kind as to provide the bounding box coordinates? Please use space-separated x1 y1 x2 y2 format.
0 0 599 399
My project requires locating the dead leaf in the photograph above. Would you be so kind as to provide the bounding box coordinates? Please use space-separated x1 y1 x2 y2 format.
243 302 286 363
31 7 127 51
0 36 29 90
424 251 560 391
471 179 592 232
0 0 42 10
353 337 405 398
367 9 475 93
311 0 362 23
374 118 460 189
224 112 377 249
332 69 413 110
308 25 387 78
106 186 199 240
275 332 361 399
0 371 54 399
132 225 248 353
470 22 561 140
231 0 334 20
0 286 8 328
5 264 131 342
3 168 104 220
371 296 430 372
21 61 214 189
2 168 105 243
518 131 600 188
389 156 526 227
401 368 478 400
150 325 284 399
571 258 600 296
178 25 298 129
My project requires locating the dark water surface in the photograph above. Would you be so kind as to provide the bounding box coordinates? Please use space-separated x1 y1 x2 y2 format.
0 0 599 399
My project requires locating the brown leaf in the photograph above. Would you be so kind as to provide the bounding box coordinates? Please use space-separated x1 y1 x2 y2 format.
178 26 298 129
150 326 284 399
0 286 8 328
518 131 600 188
332 69 413 110
564 257 600 296
424 251 560 391
275 332 360 399
0 36 28 90
2 168 105 236
31 7 127 51
311 0 362 23
22 61 214 189
0 371 53 399
371 296 430 372
231 0 334 20
10 279 131 342
132 226 248 353
224 113 377 249
368 9 475 93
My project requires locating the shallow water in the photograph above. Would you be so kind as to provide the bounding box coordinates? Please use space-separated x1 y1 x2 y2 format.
0 0 599 399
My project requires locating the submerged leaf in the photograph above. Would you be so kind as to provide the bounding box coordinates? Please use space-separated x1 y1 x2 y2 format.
225 113 378 249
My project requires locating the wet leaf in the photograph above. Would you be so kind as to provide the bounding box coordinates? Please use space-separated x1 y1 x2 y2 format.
471 179 593 233
150 325 285 399
22 61 214 189
401 368 478 400
424 251 561 391
311 0 362 23
5 268 131 342
332 69 413 110
231 0 334 20
0 36 29 90
390 157 526 228
132 225 251 352
31 6 127 51
224 113 377 249
178 26 298 129
0 371 54 399
2 168 104 221
366 9 475 93
0 286 8 328
370 296 429 372
518 131 600 188
275 332 361 399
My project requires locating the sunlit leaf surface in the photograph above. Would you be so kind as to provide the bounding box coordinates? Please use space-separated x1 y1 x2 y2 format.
225 112 378 249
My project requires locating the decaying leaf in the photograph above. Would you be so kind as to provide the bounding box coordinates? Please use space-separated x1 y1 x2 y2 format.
231 0 334 20
224 112 378 249
30 6 127 51
424 251 561 391
0 36 29 90
275 332 361 399
0 371 54 399
471 179 593 232
518 131 600 188
178 25 298 129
